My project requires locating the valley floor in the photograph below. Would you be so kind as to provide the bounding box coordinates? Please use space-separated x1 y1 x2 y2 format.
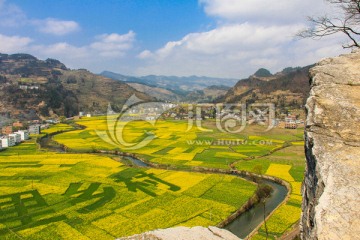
0 118 305 240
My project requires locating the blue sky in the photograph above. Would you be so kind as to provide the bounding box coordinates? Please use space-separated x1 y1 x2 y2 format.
0 0 350 78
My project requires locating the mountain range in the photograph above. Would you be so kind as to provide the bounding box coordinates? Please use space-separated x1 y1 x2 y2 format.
100 71 238 92
0 53 311 120
101 67 311 109
100 71 237 102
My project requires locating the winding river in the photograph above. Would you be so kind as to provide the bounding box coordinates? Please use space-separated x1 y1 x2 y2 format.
39 130 289 239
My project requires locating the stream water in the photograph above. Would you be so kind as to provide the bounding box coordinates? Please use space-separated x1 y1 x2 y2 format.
39 135 65 152
225 179 287 238
123 156 150 167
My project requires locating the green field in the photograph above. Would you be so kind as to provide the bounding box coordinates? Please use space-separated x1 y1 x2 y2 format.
0 135 256 239
41 124 75 135
52 117 305 239
54 116 303 170
0 118 305 239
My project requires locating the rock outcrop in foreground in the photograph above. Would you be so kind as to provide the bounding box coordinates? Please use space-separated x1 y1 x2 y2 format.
302 50 360 239
118 226 240 240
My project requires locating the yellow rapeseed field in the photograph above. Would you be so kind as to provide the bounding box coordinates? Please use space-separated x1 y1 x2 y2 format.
0 132 256 239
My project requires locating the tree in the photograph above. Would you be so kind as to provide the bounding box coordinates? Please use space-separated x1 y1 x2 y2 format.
251 165 263 183
256 184 273 200
298 0 360 48
252 164 263 175
59 116 66 123
256 184 273 240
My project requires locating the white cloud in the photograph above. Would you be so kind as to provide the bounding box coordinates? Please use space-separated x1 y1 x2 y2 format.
148 23 296 59
136 22 347 78
35 18 80 36
0 0 27 27
90 32 135 57
31 42 88 59
134 0 349 78
0 0 80 36
0 34 32 53
199 0 329 24
138 50 153 59
26 31 136 72
0 30 136 73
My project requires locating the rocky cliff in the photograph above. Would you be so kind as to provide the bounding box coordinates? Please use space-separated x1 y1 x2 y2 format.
302 50 360 239
118 226 240 240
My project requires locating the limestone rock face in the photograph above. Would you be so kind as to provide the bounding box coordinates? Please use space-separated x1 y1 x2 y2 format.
302 50 360 239
118 226 241 240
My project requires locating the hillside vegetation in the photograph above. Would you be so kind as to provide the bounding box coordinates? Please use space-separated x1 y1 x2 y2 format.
221 66 312 112
0 53 151 120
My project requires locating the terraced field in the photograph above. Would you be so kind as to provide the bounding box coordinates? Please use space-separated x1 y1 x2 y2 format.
52 117 305 239
0 135 256 239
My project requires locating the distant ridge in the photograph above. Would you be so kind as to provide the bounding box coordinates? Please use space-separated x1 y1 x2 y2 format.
100 71 238 91
100 71 239 102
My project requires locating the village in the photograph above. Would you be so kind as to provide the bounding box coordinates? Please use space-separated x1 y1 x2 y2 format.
105 103 305 130
0 103 304 151
0 120 46 150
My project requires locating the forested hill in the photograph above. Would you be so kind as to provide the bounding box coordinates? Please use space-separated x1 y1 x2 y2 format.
220 66 313 112
0 53 152 120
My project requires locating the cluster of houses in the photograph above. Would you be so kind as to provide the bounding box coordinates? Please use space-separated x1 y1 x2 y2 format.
277 115 304 129
19 85 40 90
100 102 304 129
0 123 41 150
78 112 92 118
113 103 178 121
49 101 304 131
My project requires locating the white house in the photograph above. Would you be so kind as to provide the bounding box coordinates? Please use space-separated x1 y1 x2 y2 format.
9 133 21 144
29 124 41 134
0 137 8 148
0 136 15 147
15 130 29 141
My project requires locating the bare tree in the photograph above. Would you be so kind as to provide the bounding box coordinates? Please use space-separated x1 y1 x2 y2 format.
298 0 360 48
